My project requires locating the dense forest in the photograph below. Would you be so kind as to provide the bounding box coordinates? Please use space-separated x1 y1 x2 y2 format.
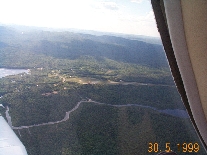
0 25 205 155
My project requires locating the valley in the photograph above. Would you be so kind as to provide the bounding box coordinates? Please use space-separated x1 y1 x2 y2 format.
0 25 205 155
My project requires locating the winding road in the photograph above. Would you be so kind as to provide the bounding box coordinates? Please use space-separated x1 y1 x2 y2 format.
6 99 188 130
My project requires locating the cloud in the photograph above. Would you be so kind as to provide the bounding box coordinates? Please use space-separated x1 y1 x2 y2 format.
145 10 155 21
130 0 143 4
101 2 119 10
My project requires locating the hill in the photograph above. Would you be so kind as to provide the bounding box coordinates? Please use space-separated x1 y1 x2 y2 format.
0 25 205 155
0 25 167 68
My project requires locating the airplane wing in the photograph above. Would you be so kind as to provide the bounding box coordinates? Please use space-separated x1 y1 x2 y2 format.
0 116 28 155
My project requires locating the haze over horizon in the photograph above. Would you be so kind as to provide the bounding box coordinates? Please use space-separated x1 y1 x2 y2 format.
0 0 160 37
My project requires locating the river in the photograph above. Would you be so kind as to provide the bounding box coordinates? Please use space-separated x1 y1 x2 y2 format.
5 107 12 127
5 99 188 130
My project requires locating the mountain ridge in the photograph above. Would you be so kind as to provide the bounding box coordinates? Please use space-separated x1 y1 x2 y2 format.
0 25 167 69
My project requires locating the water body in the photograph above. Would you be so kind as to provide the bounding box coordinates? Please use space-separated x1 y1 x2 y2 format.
158 109 189 118
0 68 29 78
6 107 12 127
108 103 188 118
109 103 188 118
0 104 4 108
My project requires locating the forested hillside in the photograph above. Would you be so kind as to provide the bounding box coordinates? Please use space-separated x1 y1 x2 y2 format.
0 26 167 68
0 25 205 155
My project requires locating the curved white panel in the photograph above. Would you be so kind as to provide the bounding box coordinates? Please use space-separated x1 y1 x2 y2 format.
0 116 28 155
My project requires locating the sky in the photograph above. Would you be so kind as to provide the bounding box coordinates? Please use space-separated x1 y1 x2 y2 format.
0 0 160 37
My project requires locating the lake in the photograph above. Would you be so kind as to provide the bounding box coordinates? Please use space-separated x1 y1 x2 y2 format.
0 68 29 78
